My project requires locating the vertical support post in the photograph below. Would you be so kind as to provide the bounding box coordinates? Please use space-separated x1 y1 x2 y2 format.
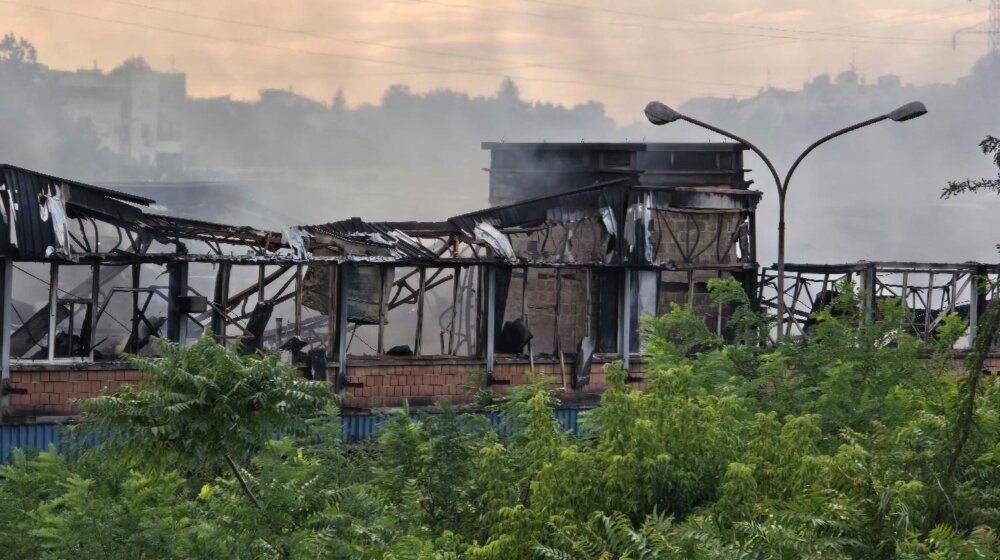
901 272 909 310
950 271 959 314
716 271 724 337
294 264 303 337
485 265 496 379
414 267 426 356
554 269 562 356
970 270 980 344
474 266 482 356
211 263 231 344
334 265 349 378
555 268 565 388
740 265 760 314
621 268 632 369
166 261 189 343
327 264 337 355
66 303 75 357
524 266 534 372
257 264 266 302
130 263 140 353
585 268 593 339
378 265 388 355
925 272 934 340
448 266 459 355
861 263 876 322
1 258 13 389
48 263 58 361
686 269 695 307
89 263 100 359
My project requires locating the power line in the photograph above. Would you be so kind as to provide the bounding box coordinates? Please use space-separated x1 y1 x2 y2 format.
515 0 964 44
518 5 982 78
109 0 515 67
0 0 768 97
666 6 985 57
104 0 770 90
409 0 956 46
0 0 456 72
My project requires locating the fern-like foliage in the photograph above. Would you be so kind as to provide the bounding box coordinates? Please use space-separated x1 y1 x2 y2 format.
79 332 332 475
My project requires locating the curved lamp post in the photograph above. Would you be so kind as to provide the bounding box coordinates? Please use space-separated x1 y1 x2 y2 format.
644 100 927 341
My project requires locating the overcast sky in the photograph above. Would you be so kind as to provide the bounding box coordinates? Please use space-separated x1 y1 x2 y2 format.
1 0 993 121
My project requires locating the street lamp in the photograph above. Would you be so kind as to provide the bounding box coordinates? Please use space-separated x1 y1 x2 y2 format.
644 100 927 341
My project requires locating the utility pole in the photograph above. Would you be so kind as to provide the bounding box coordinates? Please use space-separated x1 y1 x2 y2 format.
953 0 999 53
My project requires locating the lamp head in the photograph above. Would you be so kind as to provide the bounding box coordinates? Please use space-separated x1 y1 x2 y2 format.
887 101 927 122
644 101 682 125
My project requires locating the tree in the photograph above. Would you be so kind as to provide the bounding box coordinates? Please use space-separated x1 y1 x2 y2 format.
79 332 332 496
940 135 1000 482
0 33 37 64
941 136 1000 199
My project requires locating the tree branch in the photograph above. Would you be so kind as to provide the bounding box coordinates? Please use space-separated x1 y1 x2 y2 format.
225 452 262 510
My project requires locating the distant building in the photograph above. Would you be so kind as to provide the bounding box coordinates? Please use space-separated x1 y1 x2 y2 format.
47 61 186 172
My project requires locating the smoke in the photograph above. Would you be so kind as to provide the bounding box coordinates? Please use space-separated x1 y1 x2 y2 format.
624 54 1000 265
174 79 616 227
2 36 999 265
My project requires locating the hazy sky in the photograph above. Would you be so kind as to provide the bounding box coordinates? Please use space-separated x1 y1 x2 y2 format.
1 0 993 121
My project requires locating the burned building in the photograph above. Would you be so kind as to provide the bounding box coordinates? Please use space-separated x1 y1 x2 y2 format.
0 141 760 422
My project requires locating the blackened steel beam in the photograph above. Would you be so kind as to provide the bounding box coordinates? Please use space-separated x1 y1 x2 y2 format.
485 266 496 379
211 263 231 344
166 261 189 343
621 268 632 369
47 264 58 361
415 267 426 356
378 266 388 355
447 266 459 355
88 264 99 359
1 259 12 391
294 264 303 337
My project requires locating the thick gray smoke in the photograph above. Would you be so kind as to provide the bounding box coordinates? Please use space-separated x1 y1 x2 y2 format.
626 54 1000 265
2 32 998 265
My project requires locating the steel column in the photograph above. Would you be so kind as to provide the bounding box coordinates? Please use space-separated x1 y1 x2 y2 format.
621 268 632 369
166 261 189 343
47 264 58 361
485 266 496 378
0 259 12 389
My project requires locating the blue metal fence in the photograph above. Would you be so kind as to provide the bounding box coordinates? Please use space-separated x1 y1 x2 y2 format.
1 408 591 462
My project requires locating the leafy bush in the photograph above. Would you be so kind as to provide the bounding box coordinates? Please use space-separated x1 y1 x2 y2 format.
2 282 999 559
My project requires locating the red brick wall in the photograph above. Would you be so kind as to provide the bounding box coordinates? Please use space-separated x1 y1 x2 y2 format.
5 370 146 419
12 354 1000 421
339 360 646 408
2 360 649 419
339 362 475 409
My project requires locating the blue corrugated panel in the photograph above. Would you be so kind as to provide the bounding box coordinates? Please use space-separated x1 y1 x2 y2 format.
2 408 596 461
555 409 580 434
1 424 58 462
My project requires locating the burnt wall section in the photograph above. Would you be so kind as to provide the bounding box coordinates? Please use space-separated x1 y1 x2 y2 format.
483 142 748 206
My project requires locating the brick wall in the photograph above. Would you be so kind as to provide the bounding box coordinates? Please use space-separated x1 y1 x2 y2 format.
5 369 146 420
12 354 999 421
339 360 646 409
2 360 646 419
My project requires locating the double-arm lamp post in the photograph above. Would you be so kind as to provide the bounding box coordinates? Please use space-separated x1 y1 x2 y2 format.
644 100 927 340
